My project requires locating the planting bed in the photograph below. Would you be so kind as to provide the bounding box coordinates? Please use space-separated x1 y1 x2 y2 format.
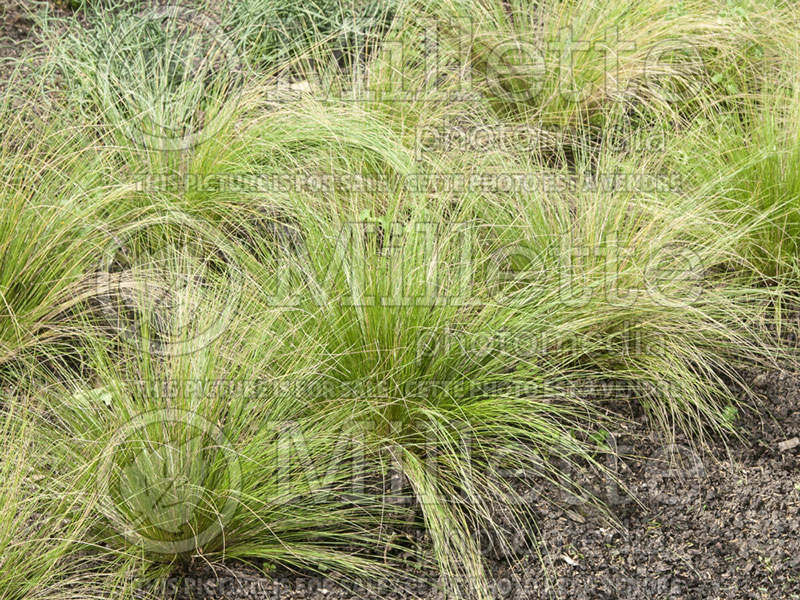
2 1 800 599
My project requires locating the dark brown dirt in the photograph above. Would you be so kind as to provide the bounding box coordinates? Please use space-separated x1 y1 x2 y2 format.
0 0 34 71
0 0 74 85
2 0 42 41
513 365 800 600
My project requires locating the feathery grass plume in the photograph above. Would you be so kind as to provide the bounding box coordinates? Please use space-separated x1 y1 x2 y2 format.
426 0 786 129
218 0 398 71
32 323 428 592
466 96 788 435
28 4 422 220
240 189 613 598
667 41 800 290
0 392 111 599
0 84 122 375
33 2 245 155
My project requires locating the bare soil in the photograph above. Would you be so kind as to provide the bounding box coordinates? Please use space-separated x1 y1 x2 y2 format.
0 0 72 85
